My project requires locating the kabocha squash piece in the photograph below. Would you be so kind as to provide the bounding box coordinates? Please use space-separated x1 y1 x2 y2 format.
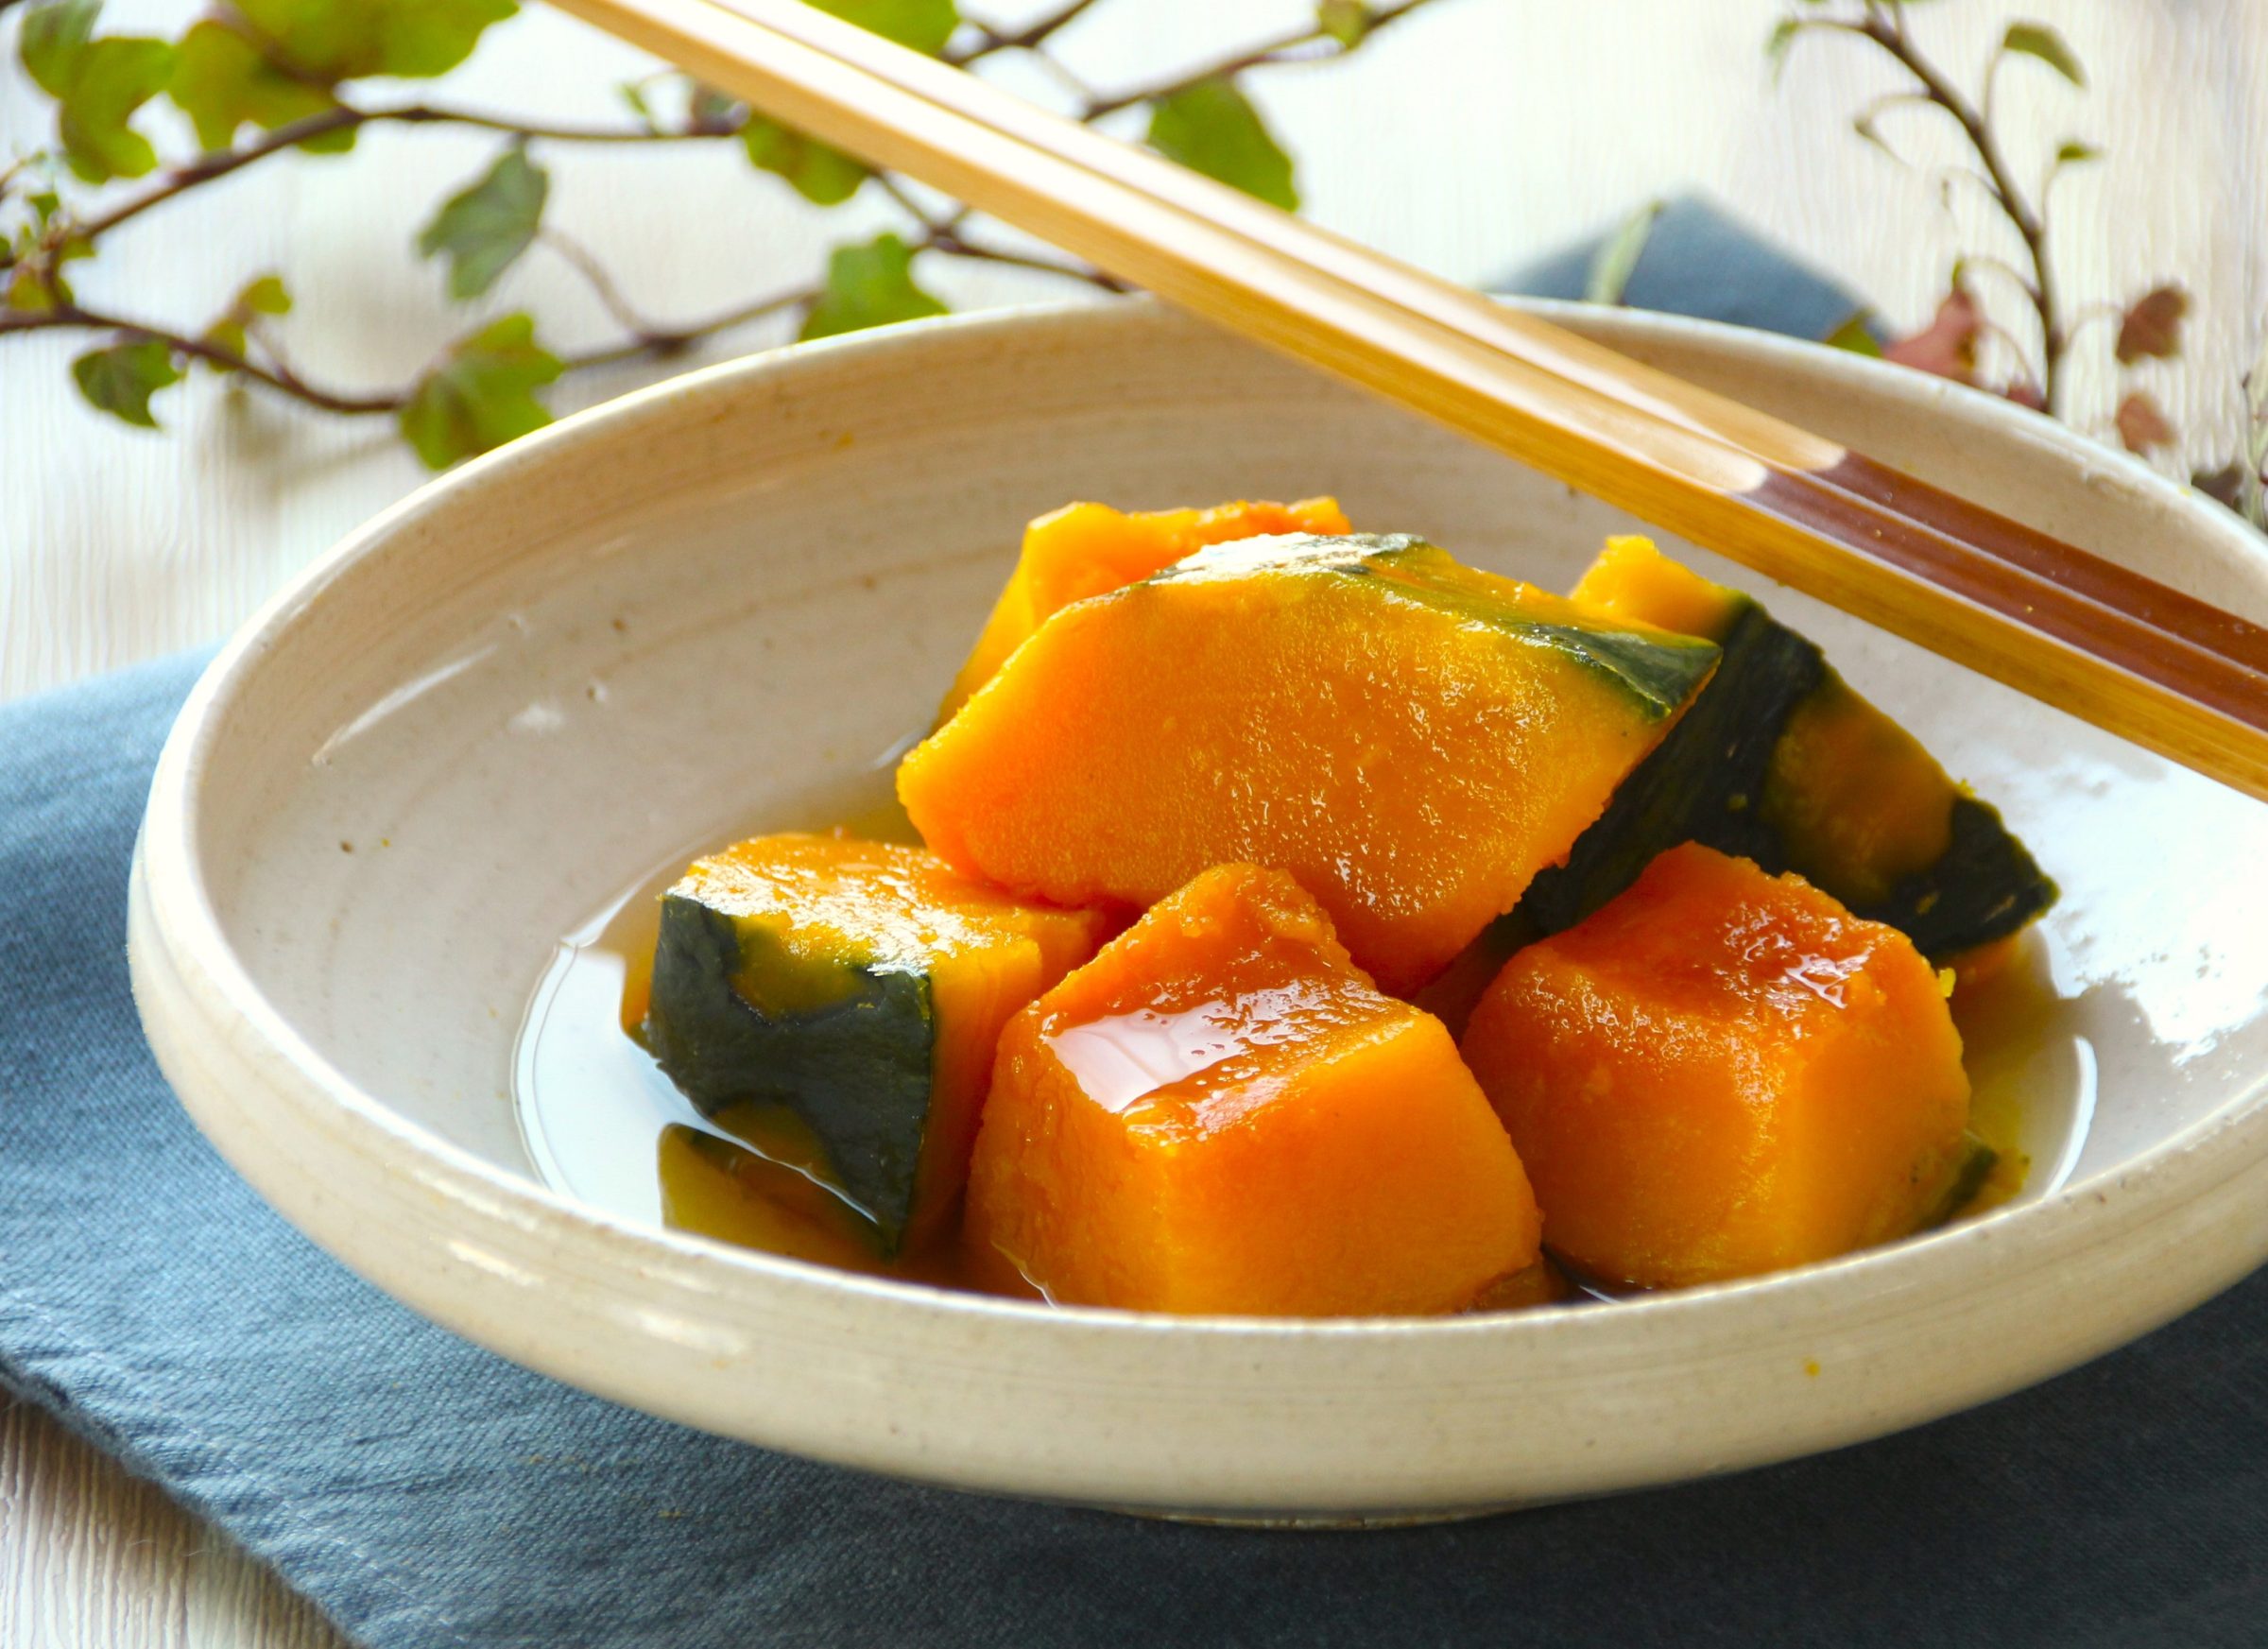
941 496 1350 718
1463 843 1972 1289
967 864 1540 1315
644 833 1109 1254
1513 535 2055 960
659 1124 900 1277
657 1125 1042 1297
901 533 1722 995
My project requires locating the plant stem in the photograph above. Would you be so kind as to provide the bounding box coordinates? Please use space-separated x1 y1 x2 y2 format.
0 214 1115 412
932 229 1131 290
539 227 667 343
3 300 404 413
3 1 1433 443
558 282 816 369
1856 9 2065 410
949 0 1105 63
1082 0 1438 118
67 100 737 245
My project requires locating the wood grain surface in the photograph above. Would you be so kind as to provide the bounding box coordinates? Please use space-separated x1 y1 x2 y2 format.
4 1 2261 1643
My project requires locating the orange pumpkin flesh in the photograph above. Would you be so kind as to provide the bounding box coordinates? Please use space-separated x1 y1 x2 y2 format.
942 497 1350 718
967 864 1541 1315
1462 843 1971 1289
902 534 1720 995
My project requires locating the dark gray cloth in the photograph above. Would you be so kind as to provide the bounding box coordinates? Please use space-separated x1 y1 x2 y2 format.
1509 194 1873 341
2 207 2262 1648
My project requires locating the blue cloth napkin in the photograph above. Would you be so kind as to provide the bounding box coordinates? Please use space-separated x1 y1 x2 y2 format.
4 200 2264 1649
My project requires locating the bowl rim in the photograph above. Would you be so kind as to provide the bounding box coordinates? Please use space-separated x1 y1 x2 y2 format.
134 295 2268 1353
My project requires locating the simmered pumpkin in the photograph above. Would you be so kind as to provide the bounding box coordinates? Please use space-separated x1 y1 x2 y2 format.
657 1125 1042 1296
644 833 1109 1253
900 533 1722 994
967 863 1540 1314
1462 842 1972 1288
1514 535 2055 959
941 496 1350 718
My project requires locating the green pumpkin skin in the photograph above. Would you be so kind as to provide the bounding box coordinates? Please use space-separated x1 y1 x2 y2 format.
641 834 1109 1259
1518 542 2056 962
646 894 937 1254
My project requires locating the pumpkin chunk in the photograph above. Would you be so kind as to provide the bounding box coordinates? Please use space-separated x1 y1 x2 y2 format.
644 833 1109 1253
901 533 1720 994
1463 843 1972 1289
942 496 1350 718
1514 535 2055 960
967 864 1540 1315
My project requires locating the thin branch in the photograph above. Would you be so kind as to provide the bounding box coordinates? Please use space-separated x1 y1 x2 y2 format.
1025 47 1103 107
947 0 1105 62
3 301 404 413
874 172 953 236
932 229 1131 291
1970 312 2043 386
1857 9 2065 410
2 0 1431 449
401 100 742 144
1930 164 2009 217
538 227 663 341
65 99 736 245
557 281 818 369
1083 0 1438 118
1952 251 2042 309
69 106 368 241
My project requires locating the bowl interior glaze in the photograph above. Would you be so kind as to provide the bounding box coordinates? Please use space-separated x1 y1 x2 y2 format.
134 301 2268 1520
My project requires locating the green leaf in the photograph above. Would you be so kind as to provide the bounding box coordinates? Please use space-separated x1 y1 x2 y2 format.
1317 0 1371 48
619 79 658 131
812 0 958 56
1763 17 1802 80
169 20 342 154
799 233 947 341
741 112 868 205
6 265 60 312
397 314 560 470
231 0 517 84
72 338 183 428
241 273 292 316
20 0 98 96
58 36 175 181
6 232 94 311
1823 311 1884 357
22 6 176 183
203 272 292 358
1146 79 1297 212
2001 22 2084 87
2053 139 2102 166
418 147 548 300
1584 198 1660 305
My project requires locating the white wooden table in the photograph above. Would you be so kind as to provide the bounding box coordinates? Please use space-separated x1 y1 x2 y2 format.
5 2 2261 1641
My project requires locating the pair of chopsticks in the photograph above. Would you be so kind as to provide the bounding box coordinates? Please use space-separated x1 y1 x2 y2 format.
551 0 2268 800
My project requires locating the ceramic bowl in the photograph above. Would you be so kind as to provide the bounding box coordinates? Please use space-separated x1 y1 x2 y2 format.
130 301 2268 1522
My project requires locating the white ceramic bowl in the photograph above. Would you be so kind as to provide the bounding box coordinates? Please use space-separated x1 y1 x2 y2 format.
130 301 2268 1522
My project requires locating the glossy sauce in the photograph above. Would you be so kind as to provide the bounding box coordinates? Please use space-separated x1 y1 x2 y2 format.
516 764 2069 1311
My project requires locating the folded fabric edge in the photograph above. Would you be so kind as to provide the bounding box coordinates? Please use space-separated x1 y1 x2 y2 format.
0 1289 472 1648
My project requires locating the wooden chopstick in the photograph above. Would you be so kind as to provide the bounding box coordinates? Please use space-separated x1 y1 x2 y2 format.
547 0 2268 799
618 0 2268 684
